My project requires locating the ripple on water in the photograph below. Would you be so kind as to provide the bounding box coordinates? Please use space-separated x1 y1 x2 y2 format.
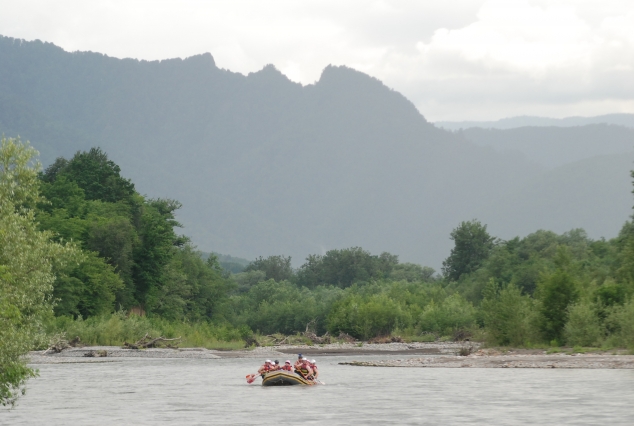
3 356 634 425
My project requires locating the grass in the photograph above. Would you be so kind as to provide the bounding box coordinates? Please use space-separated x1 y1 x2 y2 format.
45 312 247 350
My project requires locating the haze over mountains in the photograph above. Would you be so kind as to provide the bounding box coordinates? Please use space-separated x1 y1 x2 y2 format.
1 35 633 268
436 114 634 131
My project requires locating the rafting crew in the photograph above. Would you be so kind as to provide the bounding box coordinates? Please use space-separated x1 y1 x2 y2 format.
254 355 320 383
309 359 318 380
294 353 314 379
258 359 274 376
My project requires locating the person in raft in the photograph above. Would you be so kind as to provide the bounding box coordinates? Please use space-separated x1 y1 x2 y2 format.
272 360 281 371
309 359 319 380
282 360 293 371
294 354 314 379
258 360 273 376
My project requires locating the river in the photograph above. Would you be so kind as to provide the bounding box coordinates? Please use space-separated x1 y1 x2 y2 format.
3 355 634 425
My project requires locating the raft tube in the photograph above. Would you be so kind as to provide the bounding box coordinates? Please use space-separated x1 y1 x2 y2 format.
262 370 314 386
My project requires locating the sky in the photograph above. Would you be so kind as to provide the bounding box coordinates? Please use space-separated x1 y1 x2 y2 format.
1 0 633 121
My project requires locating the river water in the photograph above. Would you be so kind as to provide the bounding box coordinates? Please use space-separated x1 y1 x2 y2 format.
3 355 634 425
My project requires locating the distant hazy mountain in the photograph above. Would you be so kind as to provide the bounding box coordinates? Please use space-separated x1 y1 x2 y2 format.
477 152 634 242
1 35 632 268
436 114 634 131
457 125 634 169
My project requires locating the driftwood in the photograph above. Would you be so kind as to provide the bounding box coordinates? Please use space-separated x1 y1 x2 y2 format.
122 333 182 349
44 334 83 354
302 320 331 344
265 334 290 345
84 350 108 357
303 331 331 344
453 329 472 342
337 332 356 343
369 335 403 344
244 335 260 348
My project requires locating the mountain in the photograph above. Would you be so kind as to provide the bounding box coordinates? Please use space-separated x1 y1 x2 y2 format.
476 152 634 241
436 114 634 131
0 35 632 268
457 125 634 169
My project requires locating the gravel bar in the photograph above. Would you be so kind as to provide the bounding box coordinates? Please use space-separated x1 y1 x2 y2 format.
339 349 634 369
27 342 477 364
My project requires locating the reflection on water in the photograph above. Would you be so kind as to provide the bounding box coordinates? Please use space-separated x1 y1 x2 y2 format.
3 355 634 425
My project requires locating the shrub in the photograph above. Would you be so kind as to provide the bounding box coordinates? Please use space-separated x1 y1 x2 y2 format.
481 281 539 346
605 300 634 348
418 293 476 336
564 302 603 347
327 293 412 340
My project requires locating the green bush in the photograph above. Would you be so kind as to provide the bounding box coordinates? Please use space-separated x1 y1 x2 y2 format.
47 312 246 348
564 302 603 347
327 293 412 340
418 293 476 335
605 300 634 349
481 281 539 346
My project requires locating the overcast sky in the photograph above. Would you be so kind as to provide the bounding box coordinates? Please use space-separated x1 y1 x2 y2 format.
2 0 633 121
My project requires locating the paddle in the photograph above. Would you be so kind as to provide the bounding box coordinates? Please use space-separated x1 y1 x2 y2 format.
246 373 260 384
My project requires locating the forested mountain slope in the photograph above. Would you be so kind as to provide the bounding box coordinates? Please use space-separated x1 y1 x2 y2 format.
0 35 631 267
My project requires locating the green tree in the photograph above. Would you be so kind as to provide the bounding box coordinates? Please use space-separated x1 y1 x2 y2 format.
480 280 538 346
244 255 294 282
135 199 185 311
0 137 78 406
42 148 136 204
296 247 398 288
389 263 436 282
442 220 496 281
537 248 579 343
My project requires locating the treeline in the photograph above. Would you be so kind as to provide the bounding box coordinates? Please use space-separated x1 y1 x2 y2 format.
228 224 634 348
6 140 634 353
36 147 230 322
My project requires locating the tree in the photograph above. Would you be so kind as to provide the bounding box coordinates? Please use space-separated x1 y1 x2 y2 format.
442 220 496 281
537 247 578 343
42 147 136 204
134 198 185 311
244 255 294 282
296 247 398 288
0 137 78 406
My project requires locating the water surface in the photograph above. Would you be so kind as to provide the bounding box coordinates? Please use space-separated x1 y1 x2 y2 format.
3 356 634 425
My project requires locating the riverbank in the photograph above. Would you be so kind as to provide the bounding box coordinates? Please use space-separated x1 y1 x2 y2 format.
27 343 634 368
27 341 474 364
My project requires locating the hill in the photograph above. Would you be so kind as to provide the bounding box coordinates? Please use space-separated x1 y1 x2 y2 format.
0 35 631 268
436 114 634 131
457 125 634 169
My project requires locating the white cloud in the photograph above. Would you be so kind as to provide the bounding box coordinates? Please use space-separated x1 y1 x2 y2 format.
0 0 633 120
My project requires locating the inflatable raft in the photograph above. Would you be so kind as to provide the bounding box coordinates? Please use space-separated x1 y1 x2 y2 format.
262 370 315 386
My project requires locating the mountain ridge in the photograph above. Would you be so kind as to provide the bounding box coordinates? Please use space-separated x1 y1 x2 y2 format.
0 35 631 268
